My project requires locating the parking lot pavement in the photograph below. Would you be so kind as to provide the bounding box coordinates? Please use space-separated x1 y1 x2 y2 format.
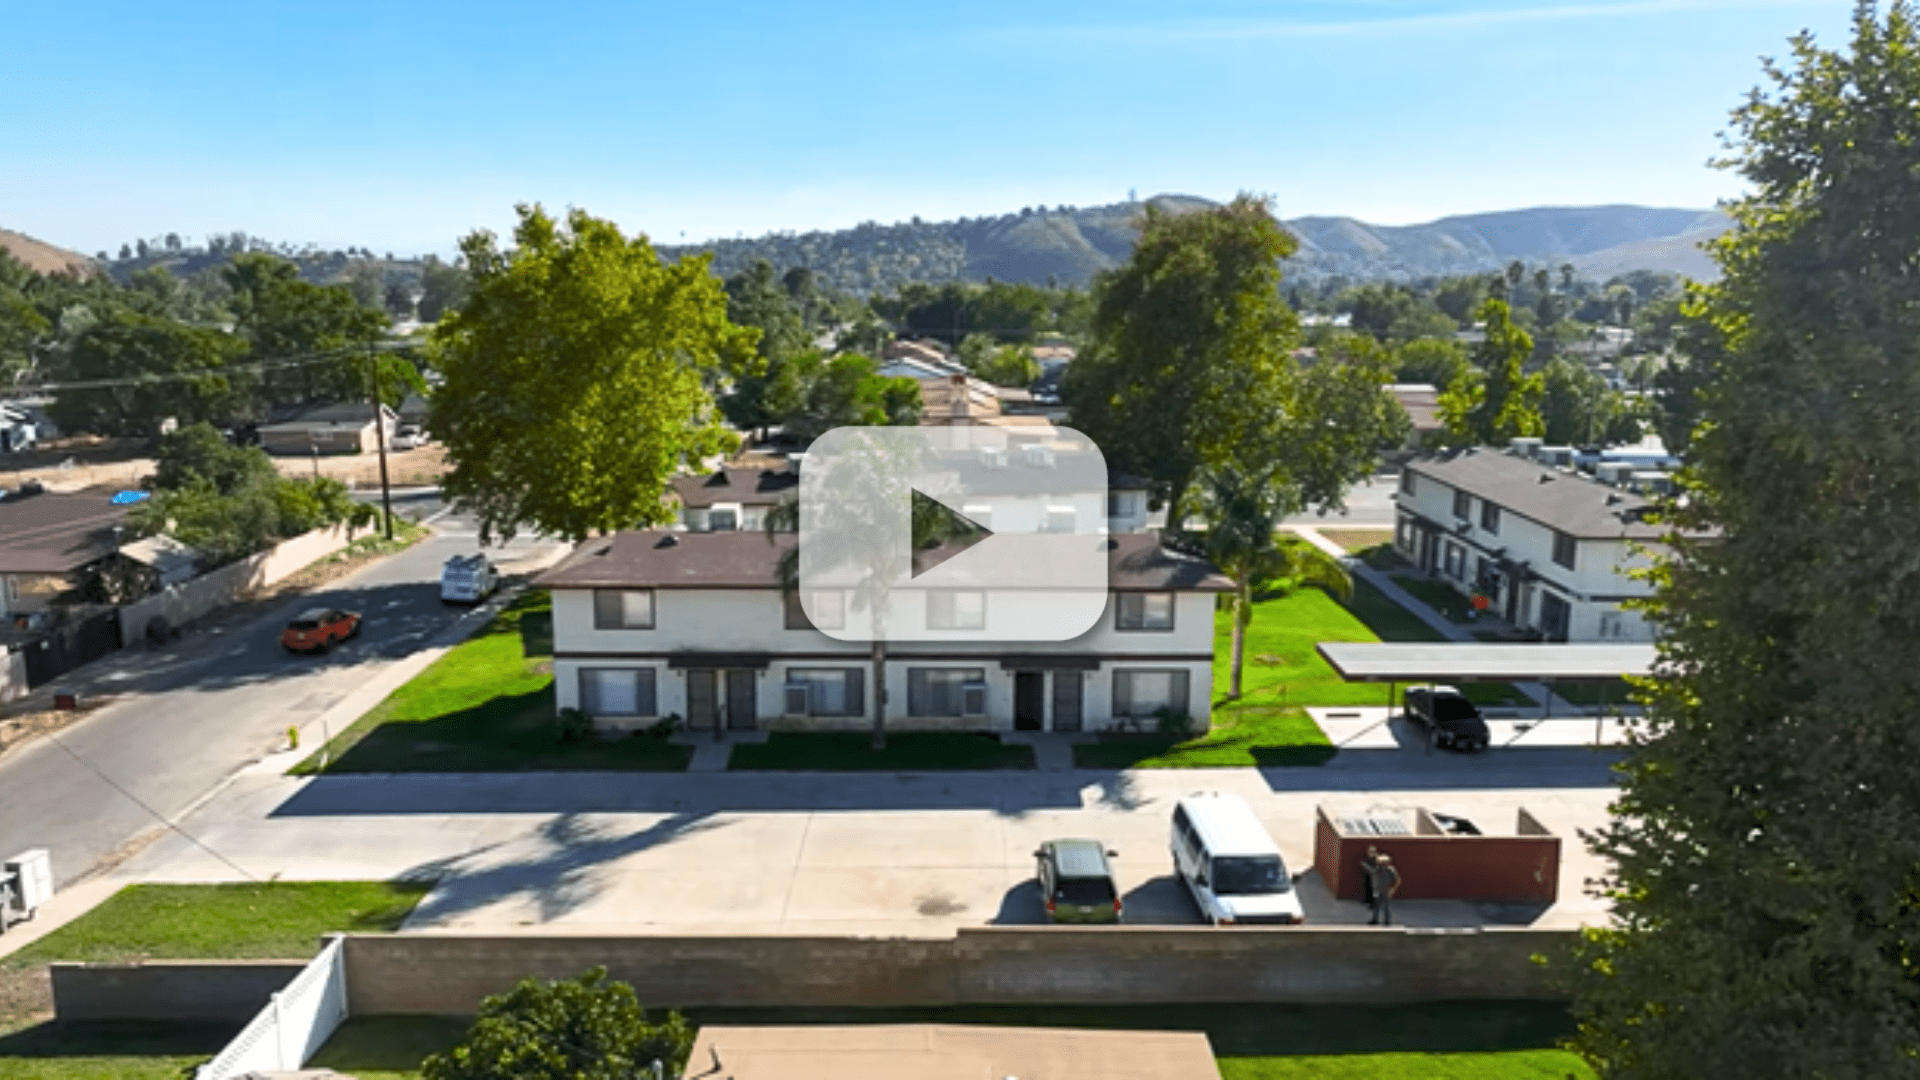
1308 706 1635 752
102 758 1619 937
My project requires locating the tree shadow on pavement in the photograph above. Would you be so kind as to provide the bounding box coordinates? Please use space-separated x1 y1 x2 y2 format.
400 811 726 927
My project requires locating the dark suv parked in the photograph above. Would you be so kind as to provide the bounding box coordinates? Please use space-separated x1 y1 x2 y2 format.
1403 684 1491 752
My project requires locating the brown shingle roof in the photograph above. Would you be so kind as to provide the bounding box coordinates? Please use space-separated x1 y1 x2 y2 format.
669 467 800 508
1405 449 1668 539
535 530 1234 591
0 491 127 573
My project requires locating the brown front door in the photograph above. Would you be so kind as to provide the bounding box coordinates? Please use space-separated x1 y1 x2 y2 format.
1051 672 1083 733
687 669 718 732
726 669 757 731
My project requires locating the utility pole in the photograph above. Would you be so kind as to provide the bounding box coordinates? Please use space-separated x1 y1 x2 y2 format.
368 346 395 541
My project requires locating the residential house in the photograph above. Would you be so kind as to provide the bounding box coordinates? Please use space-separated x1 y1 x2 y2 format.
0 489 127 622
669 464 801 532
0 402 37 453
1393 446 1672 641
257 402 397 456
534 530 1231 735
1384 383 1445 455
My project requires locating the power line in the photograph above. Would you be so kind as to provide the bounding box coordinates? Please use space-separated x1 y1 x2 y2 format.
2 340 422 399
45 729 259 883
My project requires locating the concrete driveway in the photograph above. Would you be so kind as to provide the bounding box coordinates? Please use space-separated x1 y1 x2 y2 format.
101 751 1618 938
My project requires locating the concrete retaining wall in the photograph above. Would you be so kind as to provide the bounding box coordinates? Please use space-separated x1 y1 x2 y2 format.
50 961 308 1022
119 525 351 648
341 928 1572 1015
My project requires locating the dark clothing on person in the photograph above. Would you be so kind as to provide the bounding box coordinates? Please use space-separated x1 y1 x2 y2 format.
1366 861 1401 925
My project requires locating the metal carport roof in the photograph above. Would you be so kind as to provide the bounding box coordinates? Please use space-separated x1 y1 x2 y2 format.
1315 642 1657 682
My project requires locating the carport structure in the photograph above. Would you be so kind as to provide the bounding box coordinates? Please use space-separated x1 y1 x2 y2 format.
1315 642 1659 745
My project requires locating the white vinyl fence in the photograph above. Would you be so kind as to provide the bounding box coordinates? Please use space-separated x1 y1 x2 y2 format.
196 936 349 1080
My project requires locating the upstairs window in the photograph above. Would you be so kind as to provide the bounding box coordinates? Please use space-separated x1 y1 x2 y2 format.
1552 531 1577 570
1400 472 1417 495
784 589 846 631
926 590 986 630
1480 501 1501 534
593 589 654 629
1452 490 1471 519
1116 592 1176 631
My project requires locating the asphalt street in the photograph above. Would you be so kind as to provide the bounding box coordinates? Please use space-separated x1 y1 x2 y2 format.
0 503 567 888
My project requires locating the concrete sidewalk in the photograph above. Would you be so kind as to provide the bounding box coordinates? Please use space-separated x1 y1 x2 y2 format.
1290 525 1580 715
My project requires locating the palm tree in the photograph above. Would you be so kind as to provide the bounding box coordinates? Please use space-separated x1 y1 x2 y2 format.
1194 466 1353 699
765 472 977 750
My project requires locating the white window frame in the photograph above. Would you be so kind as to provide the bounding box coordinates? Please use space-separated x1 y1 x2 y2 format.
579 667 658 717
1115 591 1176 631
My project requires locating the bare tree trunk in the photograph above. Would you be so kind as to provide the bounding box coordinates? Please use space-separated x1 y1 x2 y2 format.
1230 583 1249 699
870 640 887 751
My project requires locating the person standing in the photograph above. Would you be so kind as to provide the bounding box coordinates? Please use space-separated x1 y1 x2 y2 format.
1359 845 1379 913
1367 853 1401 926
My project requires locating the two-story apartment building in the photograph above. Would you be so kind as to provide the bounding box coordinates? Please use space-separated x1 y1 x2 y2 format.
1393 447 1671 642
668 454 1156 537
535 530 1231 735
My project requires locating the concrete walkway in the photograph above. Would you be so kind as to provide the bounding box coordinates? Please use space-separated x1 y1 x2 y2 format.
1289 525 1578 715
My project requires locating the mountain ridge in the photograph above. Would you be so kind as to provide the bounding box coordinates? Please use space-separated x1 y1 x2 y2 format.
658 196 1728 291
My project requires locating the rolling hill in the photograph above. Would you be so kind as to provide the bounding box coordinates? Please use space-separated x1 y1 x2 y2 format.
0 228 97 277
660 197 1728 292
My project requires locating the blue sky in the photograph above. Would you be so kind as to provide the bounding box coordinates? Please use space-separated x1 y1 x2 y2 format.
2 1 1852 257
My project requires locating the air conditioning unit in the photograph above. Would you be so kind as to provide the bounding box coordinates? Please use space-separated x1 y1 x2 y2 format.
1508 437 1544 459
962 682 988 716
784 682 810 716
1022 444 1056 469
978 447 1008 470
1 849 52 932
1537 446 1575 468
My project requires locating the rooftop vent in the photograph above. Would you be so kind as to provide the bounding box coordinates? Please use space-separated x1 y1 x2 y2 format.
655 534 680 548
1538 472 1555 483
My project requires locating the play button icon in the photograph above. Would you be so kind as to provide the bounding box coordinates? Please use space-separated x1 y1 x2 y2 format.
799 426 1110 642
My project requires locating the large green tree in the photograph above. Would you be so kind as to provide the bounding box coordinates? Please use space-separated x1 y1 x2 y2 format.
1438 298 1544 446
428 205 755 543
421 967 694 1080
719 258 809 437
776 350 921 442
1065 194 1299 527
1569 7 1920 1076
48 311 243 437
223 252 387 410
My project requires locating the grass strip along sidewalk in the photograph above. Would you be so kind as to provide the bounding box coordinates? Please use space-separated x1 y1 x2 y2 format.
290 591 691 774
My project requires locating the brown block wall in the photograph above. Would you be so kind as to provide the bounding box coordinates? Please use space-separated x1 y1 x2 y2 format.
50 961 307 1022
341 927 1573 1015
1313 811 1561 904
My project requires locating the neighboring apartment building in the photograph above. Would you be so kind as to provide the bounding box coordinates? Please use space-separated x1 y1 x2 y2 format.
535 530 1231 735
669 453 1156 537
1393 446 1671 641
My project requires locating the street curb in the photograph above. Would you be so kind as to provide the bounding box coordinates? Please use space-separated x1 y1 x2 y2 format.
281 545 574 771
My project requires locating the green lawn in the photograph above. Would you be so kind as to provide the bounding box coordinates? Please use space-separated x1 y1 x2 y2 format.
729 732 1035 771
1220 1050 1594 1078
1073 709 1338 769
0 1021 237 1080
1 881 430 969
307 1002 1590 1080
1071 573 1536 769
290 592 690 775
1392 575 1478 624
